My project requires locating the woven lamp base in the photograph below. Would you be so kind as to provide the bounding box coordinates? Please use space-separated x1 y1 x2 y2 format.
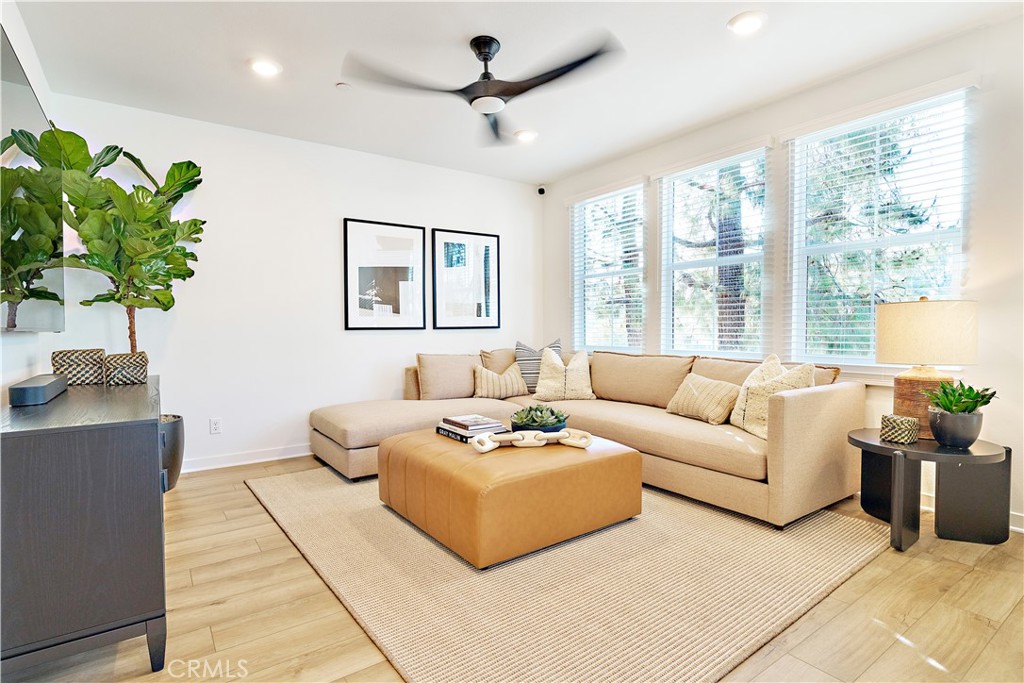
893 366 952 440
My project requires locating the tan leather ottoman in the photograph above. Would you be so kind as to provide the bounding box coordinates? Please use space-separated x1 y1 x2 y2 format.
378 429 642 569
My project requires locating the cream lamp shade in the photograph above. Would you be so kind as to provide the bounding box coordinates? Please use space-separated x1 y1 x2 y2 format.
875 298 978 439
876 299 978 365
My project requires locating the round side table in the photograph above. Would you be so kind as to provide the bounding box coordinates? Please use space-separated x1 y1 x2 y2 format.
848 428 1011 551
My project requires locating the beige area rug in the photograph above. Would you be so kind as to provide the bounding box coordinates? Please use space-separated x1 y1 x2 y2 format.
247 468 887 683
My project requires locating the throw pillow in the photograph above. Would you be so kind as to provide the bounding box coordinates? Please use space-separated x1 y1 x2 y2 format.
480 348 517 373
666 374 741 425
729 354 786 428
416 354 481 400
473 364 529 399
534 349 596 401
515 339 561 393
731 360 815 439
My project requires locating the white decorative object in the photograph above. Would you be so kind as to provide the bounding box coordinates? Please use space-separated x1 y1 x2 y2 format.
470 429 594 454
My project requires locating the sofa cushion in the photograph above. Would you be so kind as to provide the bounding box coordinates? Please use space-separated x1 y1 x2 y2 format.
731 360 816 439
473 363 529 399
417 354 481 400
590 352 696 408
310 398 518 450
693 356 839 387
545 399 767 481
535 349 596 401
481 348 517 373
515 339 561 393
666 373 741 425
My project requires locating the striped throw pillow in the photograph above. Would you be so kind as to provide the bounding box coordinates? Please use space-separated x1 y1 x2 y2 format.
666 374 741 425
515 339 561 393
473 364 529 399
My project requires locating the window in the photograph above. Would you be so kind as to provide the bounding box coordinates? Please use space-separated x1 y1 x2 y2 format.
571 185 645 351
789 90 968 364
660 150 767 357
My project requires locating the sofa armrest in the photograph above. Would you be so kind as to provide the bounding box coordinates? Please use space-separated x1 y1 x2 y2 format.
403 366 420 401
765 381 866 526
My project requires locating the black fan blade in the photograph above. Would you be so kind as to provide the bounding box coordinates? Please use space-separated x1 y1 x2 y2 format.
500 34 619 100
343 54 467 99
484 113 504 142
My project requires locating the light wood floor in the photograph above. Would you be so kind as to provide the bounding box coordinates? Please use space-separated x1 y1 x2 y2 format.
7 456 1022 683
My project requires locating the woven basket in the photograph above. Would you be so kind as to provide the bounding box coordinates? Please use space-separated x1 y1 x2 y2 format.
105 352 149 386
51 348 106 385
880 414 919 444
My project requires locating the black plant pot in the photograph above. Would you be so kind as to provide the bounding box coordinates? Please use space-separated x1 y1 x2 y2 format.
928 409 983 450
160 414 185 491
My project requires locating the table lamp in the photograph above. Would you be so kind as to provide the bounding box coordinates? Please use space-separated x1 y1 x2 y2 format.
875 298 978 439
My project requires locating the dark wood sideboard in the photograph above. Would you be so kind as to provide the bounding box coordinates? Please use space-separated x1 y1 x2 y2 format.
1 377 166 674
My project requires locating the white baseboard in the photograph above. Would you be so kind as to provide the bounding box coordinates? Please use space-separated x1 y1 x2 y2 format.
180 443 312 474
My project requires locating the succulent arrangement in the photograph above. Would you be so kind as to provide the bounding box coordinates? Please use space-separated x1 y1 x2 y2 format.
922 381 997 414
511 405 569 428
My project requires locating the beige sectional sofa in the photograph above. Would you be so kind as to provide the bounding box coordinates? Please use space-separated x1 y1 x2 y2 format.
309 350 866 527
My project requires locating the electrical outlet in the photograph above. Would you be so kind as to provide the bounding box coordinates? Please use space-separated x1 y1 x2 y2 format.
209 418 223 435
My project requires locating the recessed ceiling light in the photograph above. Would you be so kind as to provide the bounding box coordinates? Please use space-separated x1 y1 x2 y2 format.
727 11 767 36
514 129 539 144
249 58 283 78
335 82 351 90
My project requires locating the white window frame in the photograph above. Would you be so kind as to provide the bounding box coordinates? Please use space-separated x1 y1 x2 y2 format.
570 183 646 353
787 89 969 367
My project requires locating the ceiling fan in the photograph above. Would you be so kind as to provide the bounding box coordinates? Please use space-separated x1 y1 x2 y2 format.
344 33 619 142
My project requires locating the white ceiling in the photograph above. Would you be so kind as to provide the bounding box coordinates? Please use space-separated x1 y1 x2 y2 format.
17 1 1020 184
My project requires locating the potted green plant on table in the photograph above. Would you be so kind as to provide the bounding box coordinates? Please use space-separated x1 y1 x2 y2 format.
60 129 205 491
510 405 570 433
921 381 997 450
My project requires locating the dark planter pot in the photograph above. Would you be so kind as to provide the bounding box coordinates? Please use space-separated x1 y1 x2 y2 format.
512 421 566 433
928 409 983 450
159 414 185 491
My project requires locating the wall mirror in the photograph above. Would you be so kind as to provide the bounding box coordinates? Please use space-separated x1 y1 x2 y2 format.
1 25 65 333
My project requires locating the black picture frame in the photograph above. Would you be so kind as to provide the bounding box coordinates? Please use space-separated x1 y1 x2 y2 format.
431 228 500 329
343 218 426 330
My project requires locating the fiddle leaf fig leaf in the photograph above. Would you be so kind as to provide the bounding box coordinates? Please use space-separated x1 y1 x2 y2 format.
85 145 122 176
103 178 135 222
19 167 62 205
39 126 91 171
10 130 44 166
160 161 202 201
63 170 108 209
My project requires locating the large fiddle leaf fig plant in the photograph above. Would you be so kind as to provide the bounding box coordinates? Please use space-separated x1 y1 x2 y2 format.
63 144 205 354
1 126 119 328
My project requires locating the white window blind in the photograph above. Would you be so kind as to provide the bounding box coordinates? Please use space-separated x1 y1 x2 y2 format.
789 89 968 364
571 185 645 352
660 149 768 357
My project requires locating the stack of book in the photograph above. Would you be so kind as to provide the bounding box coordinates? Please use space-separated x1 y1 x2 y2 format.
436 414 509 443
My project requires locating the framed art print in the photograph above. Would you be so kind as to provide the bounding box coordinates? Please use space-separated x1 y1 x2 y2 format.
343 218 426 330
432 229 500 329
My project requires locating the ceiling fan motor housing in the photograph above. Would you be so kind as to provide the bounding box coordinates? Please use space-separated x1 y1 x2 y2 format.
470 36 501 63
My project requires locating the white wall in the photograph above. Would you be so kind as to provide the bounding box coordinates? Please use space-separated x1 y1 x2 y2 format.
541 21 1024 528
23 94 541 470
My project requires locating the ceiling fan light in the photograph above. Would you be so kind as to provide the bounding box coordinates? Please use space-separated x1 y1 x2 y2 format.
471 96 505 114
727 11 767 36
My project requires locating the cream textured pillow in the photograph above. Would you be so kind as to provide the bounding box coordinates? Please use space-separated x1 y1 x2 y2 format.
666 374 741 425
729 354 785 429
473 364 529 399
731 359 815 439
533 349 596 401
